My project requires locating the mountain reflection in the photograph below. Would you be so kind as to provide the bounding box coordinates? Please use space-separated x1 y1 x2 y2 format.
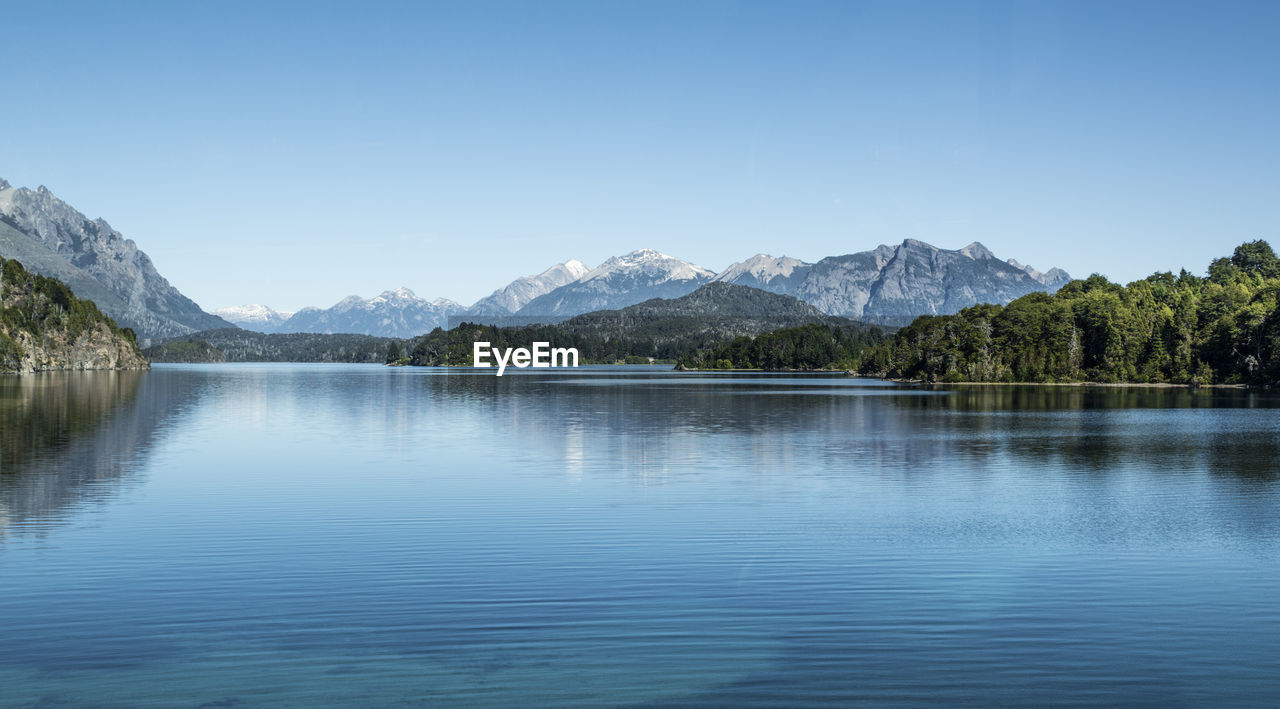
0 370 200 535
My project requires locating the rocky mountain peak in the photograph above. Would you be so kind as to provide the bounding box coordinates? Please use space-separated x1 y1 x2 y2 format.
713 254 813 290
376 287 419 301
960 242 995 260
898 238 934 251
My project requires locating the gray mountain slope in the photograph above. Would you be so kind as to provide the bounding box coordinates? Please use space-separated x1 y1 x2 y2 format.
0 178 230 339
721 240 1070 326
468 259 590 315
711 254 814 293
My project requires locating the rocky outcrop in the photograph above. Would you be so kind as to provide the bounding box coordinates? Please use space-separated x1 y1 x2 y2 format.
1 256 148 373
2 323 149 373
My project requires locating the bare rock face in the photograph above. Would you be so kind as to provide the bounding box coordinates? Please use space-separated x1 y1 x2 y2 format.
2 256 150 373
0 180 230 340
711 254 813 293
718 241 1070 326
4 324 149 373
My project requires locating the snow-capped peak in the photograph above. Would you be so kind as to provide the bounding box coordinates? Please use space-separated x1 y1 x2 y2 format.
562 259 590 280
582 249 715 283
714 253 810 283
212 304 294 323
372 287 420 303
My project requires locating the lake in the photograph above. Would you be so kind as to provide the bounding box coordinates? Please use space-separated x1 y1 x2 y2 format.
2 364 1279 707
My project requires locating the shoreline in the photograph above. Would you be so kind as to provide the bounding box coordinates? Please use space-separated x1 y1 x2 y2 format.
674 367 1260 389
887 378 1252 390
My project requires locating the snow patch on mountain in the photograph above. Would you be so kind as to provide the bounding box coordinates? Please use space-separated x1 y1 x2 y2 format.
213 304 295 332
517 249 716 317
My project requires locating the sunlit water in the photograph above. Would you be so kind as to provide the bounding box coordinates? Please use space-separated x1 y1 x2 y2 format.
2 364 1279 707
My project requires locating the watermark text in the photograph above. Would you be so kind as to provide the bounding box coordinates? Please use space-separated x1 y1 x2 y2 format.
473 342 579 376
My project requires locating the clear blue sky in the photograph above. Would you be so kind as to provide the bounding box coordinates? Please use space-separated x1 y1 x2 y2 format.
2 0 1277 311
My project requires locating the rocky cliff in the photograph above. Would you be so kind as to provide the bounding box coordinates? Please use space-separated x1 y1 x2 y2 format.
1 257 148 373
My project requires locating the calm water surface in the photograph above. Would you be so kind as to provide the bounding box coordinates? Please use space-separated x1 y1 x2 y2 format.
2 364 1279 707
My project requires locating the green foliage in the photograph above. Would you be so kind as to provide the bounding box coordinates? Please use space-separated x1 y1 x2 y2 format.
0 331 24 369
860 241 1280 385
385 340 404 364
142 338 227 363
676 323 888 371
150 328 397 363
1 256 143 367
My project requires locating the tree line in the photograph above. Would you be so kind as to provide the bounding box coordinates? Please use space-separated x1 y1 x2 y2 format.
856 241 1280 385
674 323 889 370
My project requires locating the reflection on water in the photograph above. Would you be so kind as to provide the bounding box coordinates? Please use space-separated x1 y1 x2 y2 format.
2 371 153 535
0 365 1278 707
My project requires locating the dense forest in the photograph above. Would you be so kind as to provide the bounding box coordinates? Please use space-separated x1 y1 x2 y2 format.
675 323 889 370
147 328 394 363
856 241 1280 385
142 338 227 363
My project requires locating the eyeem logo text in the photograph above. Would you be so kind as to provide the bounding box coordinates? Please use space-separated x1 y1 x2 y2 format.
473 342 579 376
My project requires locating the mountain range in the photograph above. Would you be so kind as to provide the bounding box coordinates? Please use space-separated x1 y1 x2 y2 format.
717 240 1073 325
0 176 1072 341
220 242 1070 337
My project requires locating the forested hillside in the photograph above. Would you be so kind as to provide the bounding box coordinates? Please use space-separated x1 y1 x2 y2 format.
857 241 1280 385
1 257 148 372
147 328 394 363
676 323 889 370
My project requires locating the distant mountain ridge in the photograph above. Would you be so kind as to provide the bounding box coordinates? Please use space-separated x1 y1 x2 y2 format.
222 241 1070 337
517 249 717 317
217 290 464 338
277 288 463 338
0 178 231 340
212 304 294 331
467 259 590 315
